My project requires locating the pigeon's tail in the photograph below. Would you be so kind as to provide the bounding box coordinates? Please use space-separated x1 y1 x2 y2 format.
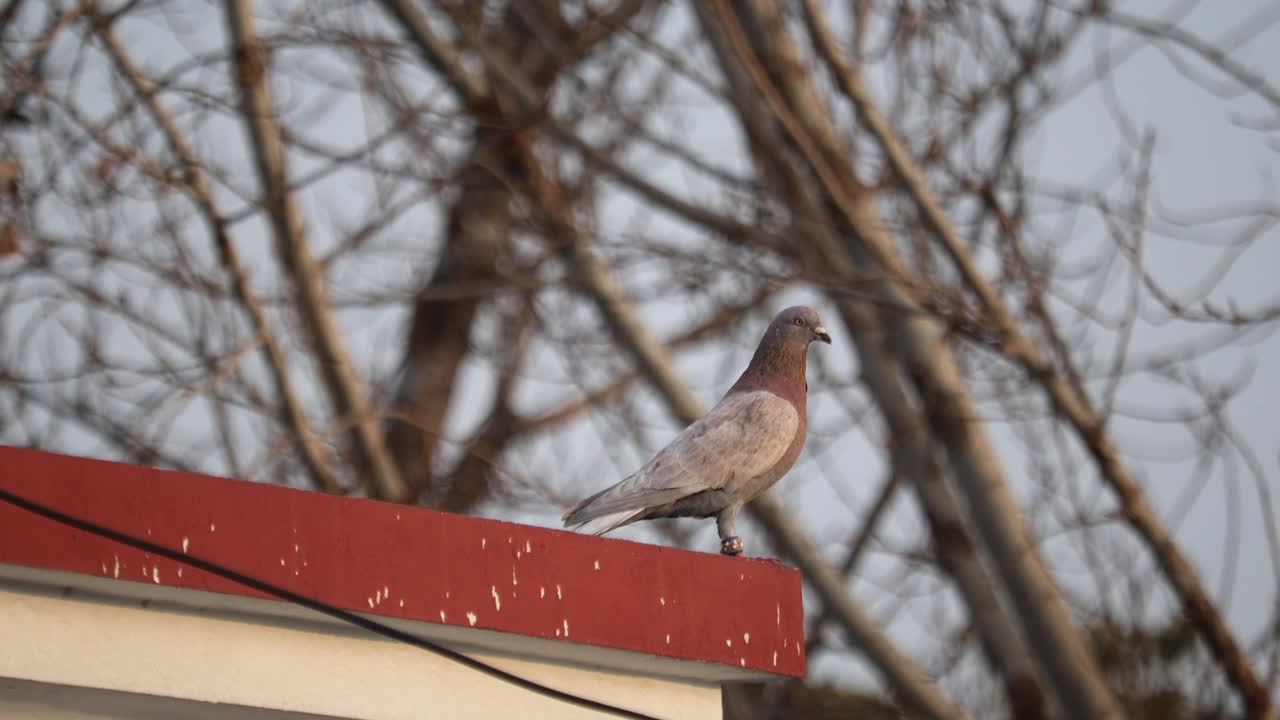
561 486 642 535
562 477 689 536
561 485 612 525
570 509 644 536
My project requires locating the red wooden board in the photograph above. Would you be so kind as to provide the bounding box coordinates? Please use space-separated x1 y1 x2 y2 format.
0 446 806 677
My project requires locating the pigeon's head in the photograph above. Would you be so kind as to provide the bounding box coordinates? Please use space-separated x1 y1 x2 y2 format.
771 306 831 348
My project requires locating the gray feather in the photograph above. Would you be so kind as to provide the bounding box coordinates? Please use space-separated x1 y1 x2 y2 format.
563 391 798 530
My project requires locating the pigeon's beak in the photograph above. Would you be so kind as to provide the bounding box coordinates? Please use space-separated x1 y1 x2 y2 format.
813 326 832 344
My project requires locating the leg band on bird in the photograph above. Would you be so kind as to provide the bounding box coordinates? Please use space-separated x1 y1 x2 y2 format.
720 535 744 556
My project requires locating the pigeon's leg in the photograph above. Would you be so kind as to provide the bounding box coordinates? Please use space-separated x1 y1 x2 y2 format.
717 504 744 556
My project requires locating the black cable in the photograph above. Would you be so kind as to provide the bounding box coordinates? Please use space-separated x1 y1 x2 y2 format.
0 486 662 720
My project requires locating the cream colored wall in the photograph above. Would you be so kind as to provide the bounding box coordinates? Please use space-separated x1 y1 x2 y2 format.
0 582 721 720
2 677 339 719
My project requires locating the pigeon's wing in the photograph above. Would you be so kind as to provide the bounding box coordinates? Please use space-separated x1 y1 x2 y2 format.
562 390 798 530
642 390 799 493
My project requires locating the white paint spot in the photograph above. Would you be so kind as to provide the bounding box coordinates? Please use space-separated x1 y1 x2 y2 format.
512 567 518 586
293 569 299 576
795 643 801 656
303 560 308 567
440 610 447 622
146 528 152 536
481 537 486 549
516 550 522 559
776 603 781 627
367 597 375 608
525 540 532 553
783 638 788 648
491 586 502 611
446 591 451 599
507 536 512 544
540 586 546 599
140 565 147 578
744 632 750 645
293 543 299 552
665 634 671 644
555 584 562 600
375 589 381 603
739 573 744 581
384 585 389 598
726 638 732 648
740 658 746 667
773 651 778 667
555 628 561 637
209 522 216 532
395 513 401 521
593 560 600 571
280 558 286 567
467 611 477 627
182 537 189 553
152 567 160 584
399 599 404 607
100 562 107 574
178 568 183 578
113 556 120 578
659 596 665 606
562 619 569 637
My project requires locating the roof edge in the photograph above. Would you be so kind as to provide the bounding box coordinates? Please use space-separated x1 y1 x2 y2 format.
0 446 807 678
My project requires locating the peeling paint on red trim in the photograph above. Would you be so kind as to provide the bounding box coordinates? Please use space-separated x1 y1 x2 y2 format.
0 446 805 677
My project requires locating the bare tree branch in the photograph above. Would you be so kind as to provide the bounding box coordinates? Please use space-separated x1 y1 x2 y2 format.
703 1 1115 714
225 0 404 500
94 17 341 495
799 4 1273 715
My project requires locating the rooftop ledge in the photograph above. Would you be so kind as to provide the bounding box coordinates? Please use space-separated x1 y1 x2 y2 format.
0 446 806 686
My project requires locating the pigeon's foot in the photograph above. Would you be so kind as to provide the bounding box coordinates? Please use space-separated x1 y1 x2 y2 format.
720 536 744 556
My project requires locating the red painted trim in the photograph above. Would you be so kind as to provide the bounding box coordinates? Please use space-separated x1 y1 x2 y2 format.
0 446 805 677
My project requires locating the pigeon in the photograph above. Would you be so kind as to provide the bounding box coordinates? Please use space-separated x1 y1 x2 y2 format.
562 306 831 556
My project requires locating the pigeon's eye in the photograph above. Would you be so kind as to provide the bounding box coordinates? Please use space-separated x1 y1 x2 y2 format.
793 317 805 326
